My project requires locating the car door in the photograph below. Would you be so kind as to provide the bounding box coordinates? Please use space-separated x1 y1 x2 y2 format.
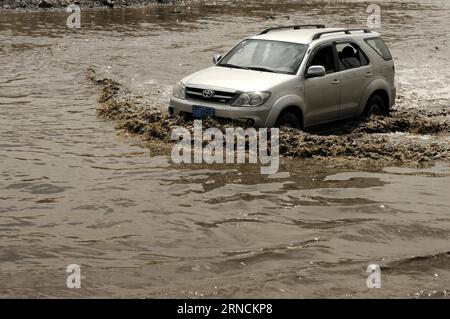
334 41 372 118
303 43 341 126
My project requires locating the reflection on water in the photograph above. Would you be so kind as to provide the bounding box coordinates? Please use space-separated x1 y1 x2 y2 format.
0 0 449 298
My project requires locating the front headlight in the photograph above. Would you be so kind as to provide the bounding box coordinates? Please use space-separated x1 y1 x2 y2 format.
231 91 271 107
172 81 186 99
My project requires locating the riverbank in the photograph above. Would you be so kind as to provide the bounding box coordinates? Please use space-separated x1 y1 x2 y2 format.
0 0 180 10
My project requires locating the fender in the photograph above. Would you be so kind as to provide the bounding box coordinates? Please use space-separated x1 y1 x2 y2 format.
264 94 305 127
358 78 391 115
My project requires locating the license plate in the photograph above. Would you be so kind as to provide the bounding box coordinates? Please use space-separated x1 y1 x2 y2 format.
192 105 215 119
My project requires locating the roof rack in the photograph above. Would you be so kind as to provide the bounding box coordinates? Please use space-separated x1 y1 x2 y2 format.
311 28 372 40
259 24 325 35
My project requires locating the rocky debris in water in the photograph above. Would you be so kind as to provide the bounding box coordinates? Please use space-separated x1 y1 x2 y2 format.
1 0 178 10
279 129 449 162
102 0 114 8
320 108 449 136
87 66 450 163
37 0 54 8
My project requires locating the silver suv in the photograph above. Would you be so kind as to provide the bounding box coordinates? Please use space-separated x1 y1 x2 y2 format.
169 25 396 129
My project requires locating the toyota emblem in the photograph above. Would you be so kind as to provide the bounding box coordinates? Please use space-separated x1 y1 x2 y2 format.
202 89 215 98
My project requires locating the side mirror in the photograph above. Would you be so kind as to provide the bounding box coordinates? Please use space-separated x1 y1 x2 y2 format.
306 65 326 78
213 54 222 64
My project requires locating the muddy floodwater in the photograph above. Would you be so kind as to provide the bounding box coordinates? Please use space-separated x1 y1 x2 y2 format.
1 0 450 298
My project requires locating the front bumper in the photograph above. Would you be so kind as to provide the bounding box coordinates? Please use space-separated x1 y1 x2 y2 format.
169 96 272 128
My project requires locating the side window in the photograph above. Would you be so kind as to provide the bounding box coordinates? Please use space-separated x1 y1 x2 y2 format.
309 45 335 74
335 42 369 70
365 37 392 60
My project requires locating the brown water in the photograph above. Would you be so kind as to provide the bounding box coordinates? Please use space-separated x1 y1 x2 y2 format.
0 0 449 298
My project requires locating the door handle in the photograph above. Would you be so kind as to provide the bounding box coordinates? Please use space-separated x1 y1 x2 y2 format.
332 79 340 84
365 72 373 77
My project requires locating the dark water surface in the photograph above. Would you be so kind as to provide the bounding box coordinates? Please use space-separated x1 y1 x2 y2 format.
0 0 449 297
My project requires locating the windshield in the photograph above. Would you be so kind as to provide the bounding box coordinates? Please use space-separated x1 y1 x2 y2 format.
218 39 308 75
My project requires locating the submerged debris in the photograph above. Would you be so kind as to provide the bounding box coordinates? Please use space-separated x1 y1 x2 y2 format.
87 67 450 163
1 0 178 10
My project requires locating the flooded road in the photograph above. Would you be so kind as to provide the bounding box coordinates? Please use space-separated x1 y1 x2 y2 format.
0 0 449 298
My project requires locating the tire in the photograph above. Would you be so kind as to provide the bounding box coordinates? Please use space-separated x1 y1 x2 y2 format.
363 95 385 118
275 111 301 129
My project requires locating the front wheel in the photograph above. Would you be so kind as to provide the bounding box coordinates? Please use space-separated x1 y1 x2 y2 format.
275 112 301 129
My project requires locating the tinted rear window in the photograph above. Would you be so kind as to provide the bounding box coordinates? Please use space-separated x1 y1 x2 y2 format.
365 38 392 60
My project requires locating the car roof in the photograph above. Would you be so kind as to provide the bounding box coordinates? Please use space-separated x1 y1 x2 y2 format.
250 27 380 45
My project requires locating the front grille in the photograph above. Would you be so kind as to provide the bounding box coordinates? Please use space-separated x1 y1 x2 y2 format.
186 86 237 104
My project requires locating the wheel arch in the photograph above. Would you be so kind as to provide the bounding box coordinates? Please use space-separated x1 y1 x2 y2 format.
265 94 305 128
359 80 391 115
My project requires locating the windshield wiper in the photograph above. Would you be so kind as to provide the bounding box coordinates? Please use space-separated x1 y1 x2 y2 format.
245 66 276 73
219 64 279 74
218 63 247 70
